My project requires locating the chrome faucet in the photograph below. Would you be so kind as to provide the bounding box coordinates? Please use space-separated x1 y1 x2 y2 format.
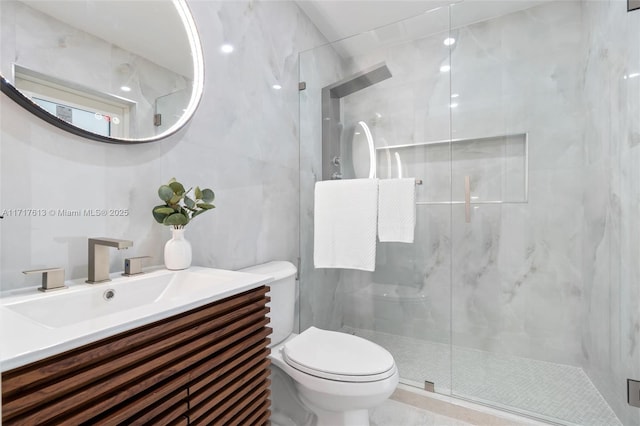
86 237 133 283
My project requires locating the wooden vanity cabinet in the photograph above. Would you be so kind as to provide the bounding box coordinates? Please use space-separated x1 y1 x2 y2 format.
1 285 272 425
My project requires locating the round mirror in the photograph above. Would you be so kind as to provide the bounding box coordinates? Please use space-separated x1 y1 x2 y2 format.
350 121 376 179
0 0 203 144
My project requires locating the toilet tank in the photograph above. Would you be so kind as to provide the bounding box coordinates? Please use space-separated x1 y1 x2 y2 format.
239 261 297 347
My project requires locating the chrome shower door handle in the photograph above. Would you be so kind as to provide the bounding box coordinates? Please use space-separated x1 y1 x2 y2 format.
465 176 471 223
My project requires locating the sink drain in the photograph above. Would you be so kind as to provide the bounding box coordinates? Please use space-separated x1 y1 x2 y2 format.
103 289 116 301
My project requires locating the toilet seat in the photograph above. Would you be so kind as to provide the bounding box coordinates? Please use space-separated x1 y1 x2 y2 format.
282 327 396 383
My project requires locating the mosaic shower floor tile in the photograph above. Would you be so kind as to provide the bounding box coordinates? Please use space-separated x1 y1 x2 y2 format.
341 327 621 426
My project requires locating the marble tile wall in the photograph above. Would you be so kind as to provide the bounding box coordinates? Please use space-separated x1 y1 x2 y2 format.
447 2 587 365
0 0 326 291
582 2 640 425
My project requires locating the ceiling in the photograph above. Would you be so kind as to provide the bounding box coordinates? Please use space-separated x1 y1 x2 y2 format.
295 0 544 57
21 0 544 75
295 0 450 43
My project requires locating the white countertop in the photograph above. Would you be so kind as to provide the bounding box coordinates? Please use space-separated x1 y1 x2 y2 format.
0 266 272 372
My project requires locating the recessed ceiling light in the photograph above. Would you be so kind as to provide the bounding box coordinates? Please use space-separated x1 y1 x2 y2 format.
451 93 460 98
444 37 456 46
272 84 282 90
221 44 234 54
120 86 131 92
450 102 458 108
629 72 640 79
440 65 451 73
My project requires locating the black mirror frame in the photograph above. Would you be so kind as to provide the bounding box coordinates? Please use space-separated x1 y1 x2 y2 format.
0 0 204 145
1 77 152 144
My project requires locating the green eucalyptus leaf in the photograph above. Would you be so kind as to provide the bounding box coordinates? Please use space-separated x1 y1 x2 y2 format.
163 213 188 226
196 203 215 210
155 179 216 226
169 181 185 195
201 189 215 203
184 196 196 209
154 207 176 215
152 205 169 223
158 185 173 202
169 194 182 205
182 208 191 224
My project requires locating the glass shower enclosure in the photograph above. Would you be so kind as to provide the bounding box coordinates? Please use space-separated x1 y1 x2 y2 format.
298 2 640 425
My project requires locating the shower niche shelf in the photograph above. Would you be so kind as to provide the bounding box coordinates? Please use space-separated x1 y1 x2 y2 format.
376 133 528 205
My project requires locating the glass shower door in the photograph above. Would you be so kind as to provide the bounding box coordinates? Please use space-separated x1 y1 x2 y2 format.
448 2 624 425
298 5 456 394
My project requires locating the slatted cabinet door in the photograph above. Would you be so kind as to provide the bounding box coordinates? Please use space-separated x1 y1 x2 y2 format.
2 285 272 425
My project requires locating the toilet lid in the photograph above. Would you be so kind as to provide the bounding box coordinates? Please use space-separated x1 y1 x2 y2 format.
282 327 396 382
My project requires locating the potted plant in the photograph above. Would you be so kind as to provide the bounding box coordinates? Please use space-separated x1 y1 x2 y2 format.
153 178 215 270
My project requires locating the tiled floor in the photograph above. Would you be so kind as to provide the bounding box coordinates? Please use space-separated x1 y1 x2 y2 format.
272 398 474 426
371 399 473 426
273 385 541 426
342 326 621 426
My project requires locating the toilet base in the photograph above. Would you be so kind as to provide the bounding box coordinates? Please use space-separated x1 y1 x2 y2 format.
269 332 399 426
301 395 370 426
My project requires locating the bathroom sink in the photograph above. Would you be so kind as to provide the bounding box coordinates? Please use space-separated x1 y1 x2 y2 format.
3 267 263 329
0 266 272 371
5 271 175 328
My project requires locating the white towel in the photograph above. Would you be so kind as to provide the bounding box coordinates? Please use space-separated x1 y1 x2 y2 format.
378 178 416 243
314 179 378 271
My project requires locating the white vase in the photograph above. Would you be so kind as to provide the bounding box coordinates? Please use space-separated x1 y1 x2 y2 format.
164 227 192 270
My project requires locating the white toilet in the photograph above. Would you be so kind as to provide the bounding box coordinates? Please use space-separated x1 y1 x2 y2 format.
241 261 399 426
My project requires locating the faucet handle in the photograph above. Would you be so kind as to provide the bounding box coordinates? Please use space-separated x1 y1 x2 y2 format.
122 256 151 276
23 267 67 292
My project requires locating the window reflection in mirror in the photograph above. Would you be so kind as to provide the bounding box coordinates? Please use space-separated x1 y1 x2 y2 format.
15 65 131 138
